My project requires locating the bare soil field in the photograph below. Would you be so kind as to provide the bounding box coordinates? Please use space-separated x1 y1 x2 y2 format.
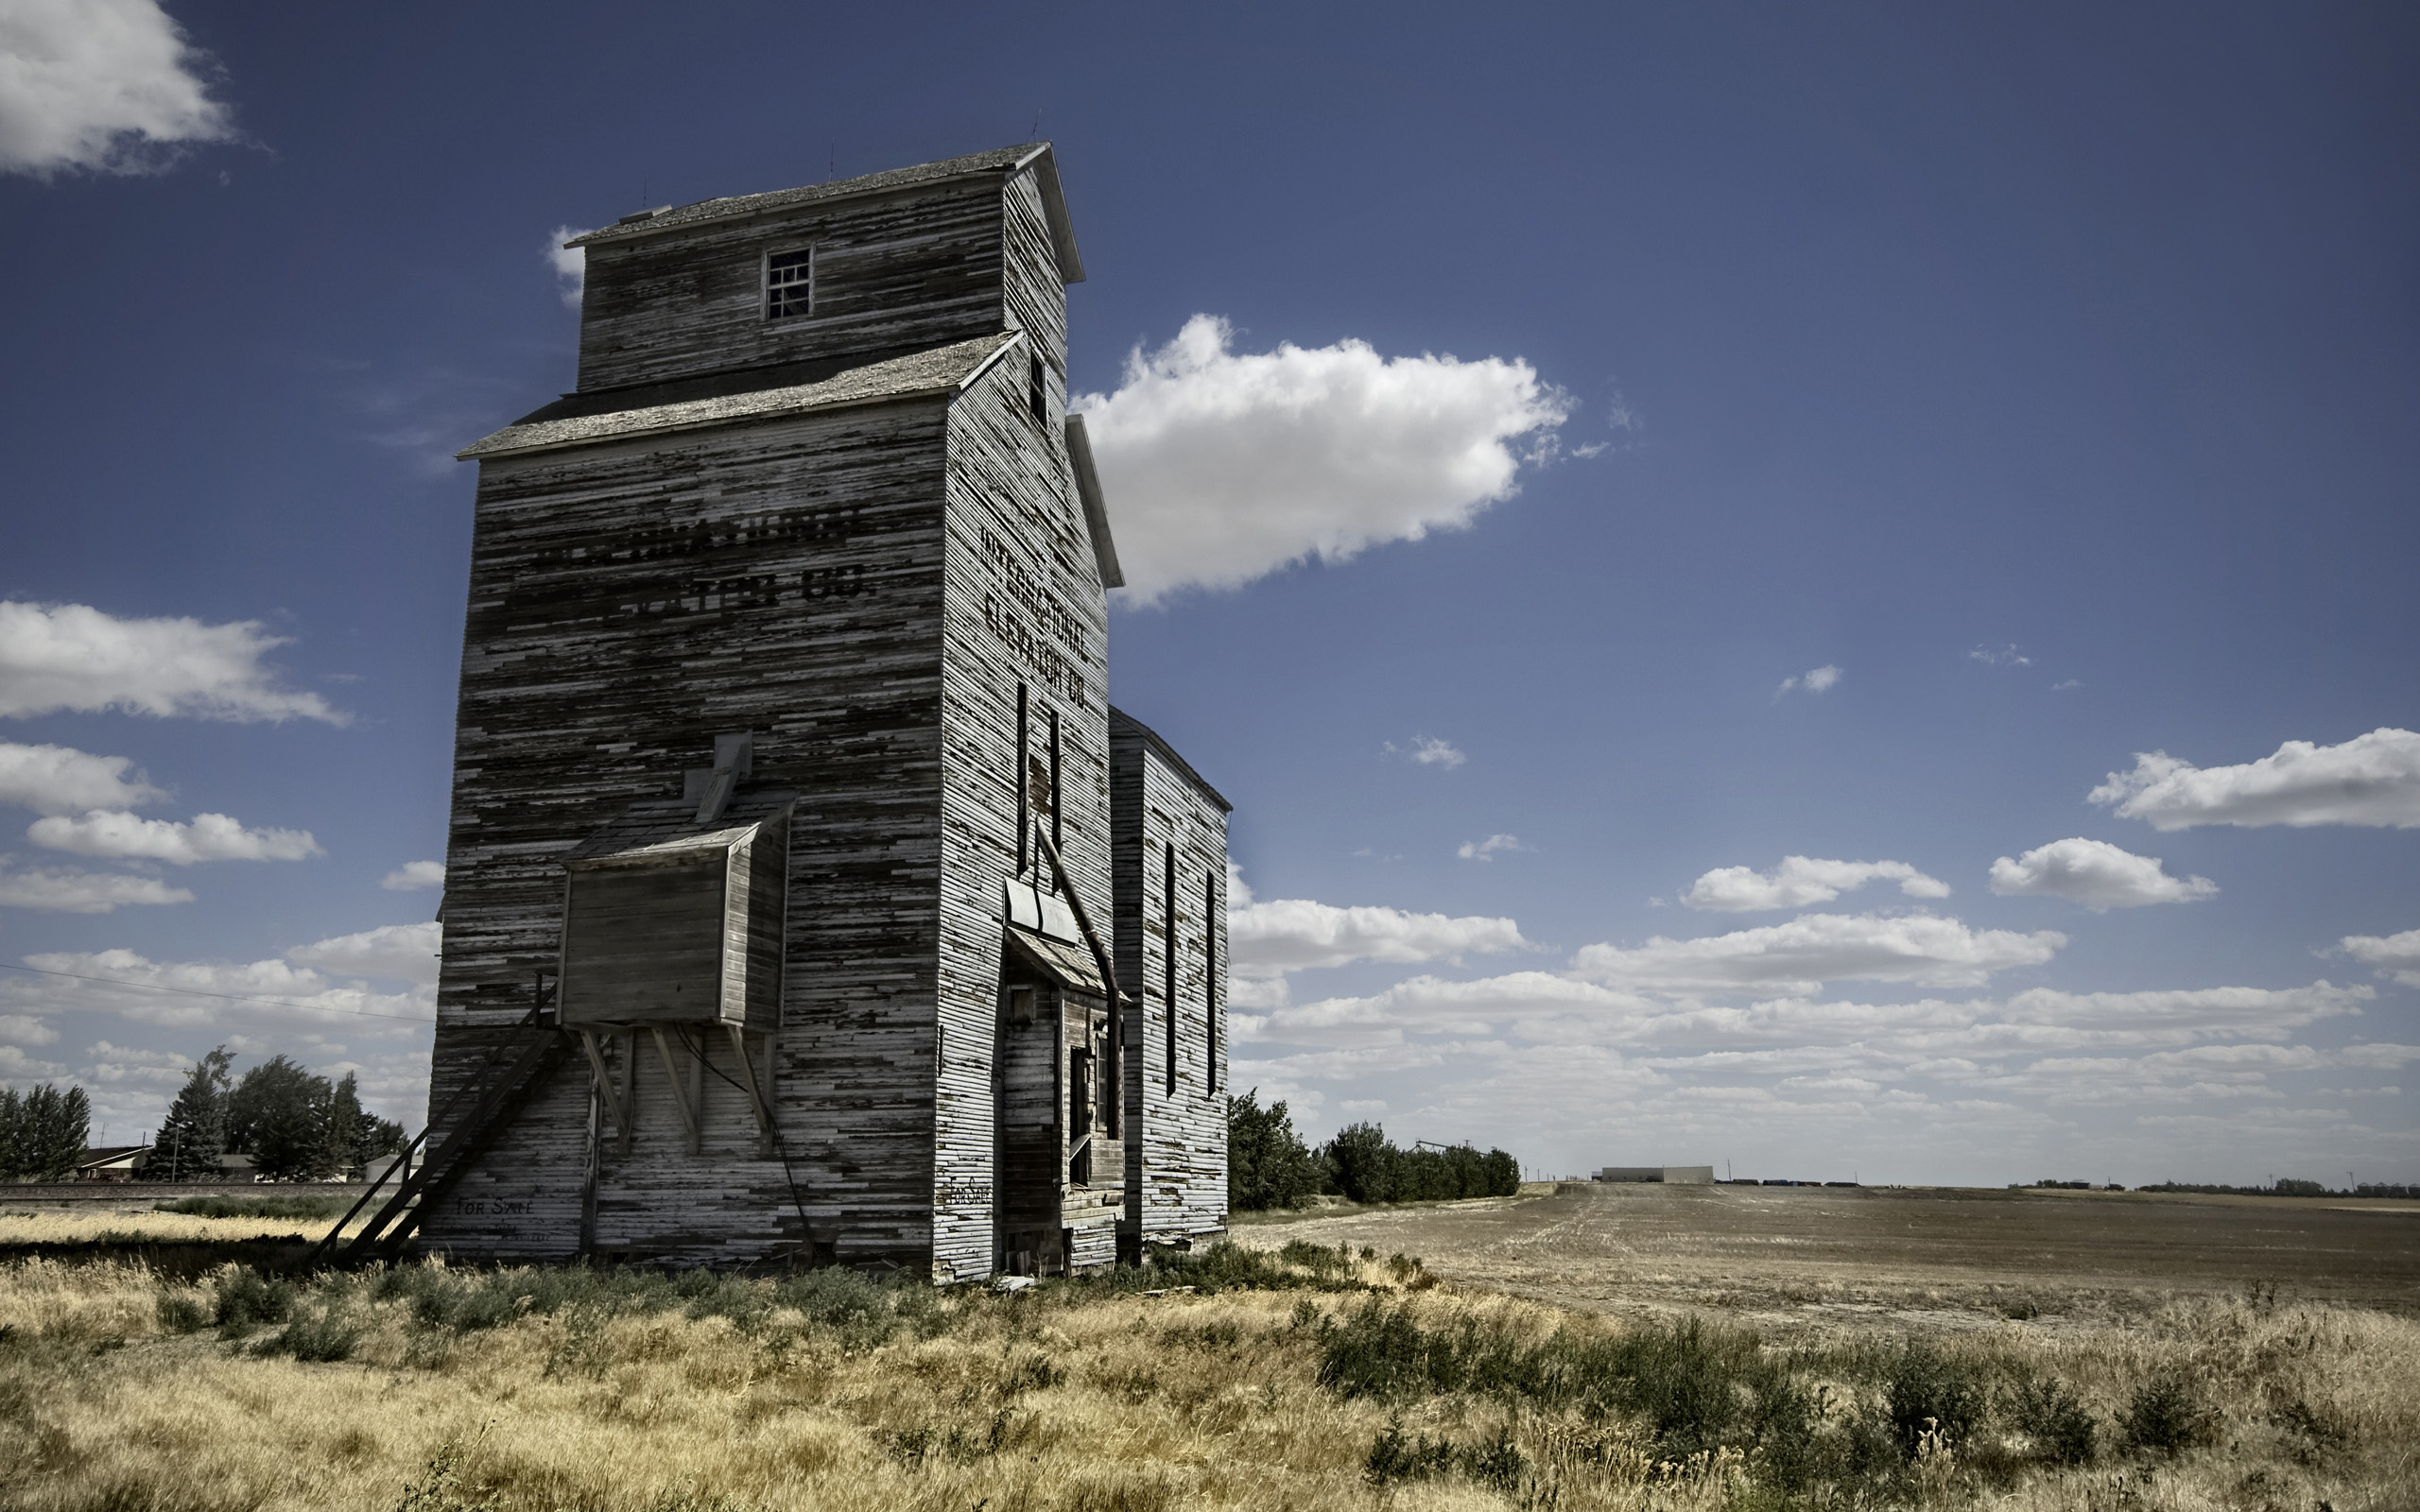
1232 1181 2420 1336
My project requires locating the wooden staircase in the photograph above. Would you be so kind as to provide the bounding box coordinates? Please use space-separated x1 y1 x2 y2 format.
314 985 572 1266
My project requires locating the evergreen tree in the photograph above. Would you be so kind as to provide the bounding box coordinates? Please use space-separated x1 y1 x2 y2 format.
0 1087 21 1181
1 1083 91 1181
227 1056 337 1181
152 1046 233 1181
319 1072 402 1177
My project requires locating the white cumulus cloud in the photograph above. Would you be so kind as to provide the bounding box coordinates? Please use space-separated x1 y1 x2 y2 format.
285 920 441 985
1075 315 1569 604
2089 728 2420 831
0 600 341 723
1684 856 1949 912
2340 928 2420 988
28 809 320 864
1569 912 2066 995
1228 898 1530 979
547 226 591 309
1775 664 1841 697
0 858 191 912
0 0 236 178
381 860 445 891
0 741 164 814
1987 837 2217 911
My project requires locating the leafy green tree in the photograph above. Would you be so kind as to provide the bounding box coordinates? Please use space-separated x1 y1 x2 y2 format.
1227 1089 1327 1211
152 1046 233 1181
1325 1122 1398 1204
228 1056 338 1181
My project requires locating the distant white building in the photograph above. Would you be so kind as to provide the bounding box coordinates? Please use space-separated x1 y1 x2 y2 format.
1595 1165 1715 1185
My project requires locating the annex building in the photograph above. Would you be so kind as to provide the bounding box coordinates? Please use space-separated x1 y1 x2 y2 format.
379 146 1229 1281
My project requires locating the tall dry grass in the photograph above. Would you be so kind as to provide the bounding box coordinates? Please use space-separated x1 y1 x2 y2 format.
0 1237 2410 1511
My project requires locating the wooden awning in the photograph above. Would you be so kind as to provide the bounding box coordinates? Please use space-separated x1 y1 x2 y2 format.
1004 924 1106 998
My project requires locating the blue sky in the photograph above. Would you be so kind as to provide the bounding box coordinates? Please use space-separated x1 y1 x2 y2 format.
1 1 2414 1184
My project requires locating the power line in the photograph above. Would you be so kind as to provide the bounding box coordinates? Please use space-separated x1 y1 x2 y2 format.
0 960 432 1024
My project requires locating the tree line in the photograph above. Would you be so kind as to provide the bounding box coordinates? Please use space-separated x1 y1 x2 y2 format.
1227 1089 1520 1211
152 1047 406 1182
1 1048 406 1183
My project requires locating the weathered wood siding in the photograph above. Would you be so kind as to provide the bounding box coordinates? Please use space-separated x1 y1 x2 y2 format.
579 178 1013 392
930 248 1109 1280
424 399 959 1267
427 159 1111 1277
1111 712 1231 1250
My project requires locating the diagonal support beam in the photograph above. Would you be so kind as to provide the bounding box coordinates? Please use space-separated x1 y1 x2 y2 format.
724 1024 779 1157
649 1025 700 1150
578 1030 628 1142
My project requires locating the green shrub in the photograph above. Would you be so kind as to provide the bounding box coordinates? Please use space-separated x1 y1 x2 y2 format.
253 1305 360 1362
1362 1420 1456 1486
1877 1340 1985 1458
2006 1373 2096 1465
212 1264 297 1337
2119 1372 2211 1454
155 1293 210 1334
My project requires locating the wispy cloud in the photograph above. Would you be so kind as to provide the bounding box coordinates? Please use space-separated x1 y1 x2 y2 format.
1969 644 2031 667
1569 911 2065 995
27 810 320 865
1774 664 1841 698
1684 856 1949 912
1457 833 1532 862
1076 316 1569 604
0 858 191 912
1383 735 1465 769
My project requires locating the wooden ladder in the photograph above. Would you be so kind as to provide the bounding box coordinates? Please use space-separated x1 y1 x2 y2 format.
313 985 572 1266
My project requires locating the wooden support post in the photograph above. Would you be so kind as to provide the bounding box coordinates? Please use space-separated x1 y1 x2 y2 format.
650 1025 700 1151
688 1026 705 1156
579 1078 601 1255
617 1030 636 1156
725 1024 778 1157
578 1030 628 1143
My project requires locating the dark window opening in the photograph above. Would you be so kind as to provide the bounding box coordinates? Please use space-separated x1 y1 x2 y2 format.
766 249 813 319
1014 683 1029 875
1069 1047 1093 1184
1205 868 1219 1092
1164 841 1178 1094
1028 353 1049 426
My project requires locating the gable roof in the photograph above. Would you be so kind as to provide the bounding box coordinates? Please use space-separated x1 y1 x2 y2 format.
457 332 1021 461
567 144 1085 284
1110 707 1233 814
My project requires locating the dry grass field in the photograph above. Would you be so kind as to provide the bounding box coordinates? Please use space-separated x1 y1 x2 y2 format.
0 1184 2412 1511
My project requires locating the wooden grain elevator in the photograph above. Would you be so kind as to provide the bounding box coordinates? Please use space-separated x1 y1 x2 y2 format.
348 146 1229 1280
